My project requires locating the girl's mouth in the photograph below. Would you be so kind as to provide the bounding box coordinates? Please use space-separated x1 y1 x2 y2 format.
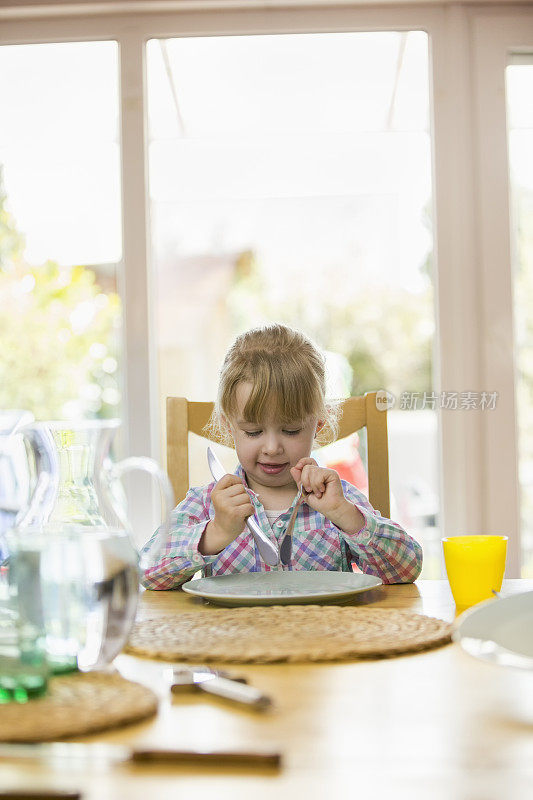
258 462 288 475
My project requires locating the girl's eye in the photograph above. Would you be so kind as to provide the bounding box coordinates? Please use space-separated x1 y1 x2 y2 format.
244 430 262 437
283 429 302 436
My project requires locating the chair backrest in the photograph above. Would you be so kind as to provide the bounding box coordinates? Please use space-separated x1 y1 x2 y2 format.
166 392 390 517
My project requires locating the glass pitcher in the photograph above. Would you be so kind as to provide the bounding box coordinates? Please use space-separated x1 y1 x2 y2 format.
10 419 173 672
0 410 34 556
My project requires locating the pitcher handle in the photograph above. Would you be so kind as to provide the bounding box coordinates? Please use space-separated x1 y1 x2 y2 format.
110 456 174 571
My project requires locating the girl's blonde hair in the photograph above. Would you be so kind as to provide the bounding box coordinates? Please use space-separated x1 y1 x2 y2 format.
208 323 339 446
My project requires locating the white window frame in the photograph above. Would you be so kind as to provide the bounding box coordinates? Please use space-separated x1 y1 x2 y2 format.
470 9 533 576
1 2 532 571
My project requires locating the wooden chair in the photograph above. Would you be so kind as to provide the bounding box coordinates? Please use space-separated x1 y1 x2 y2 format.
166 392 390 517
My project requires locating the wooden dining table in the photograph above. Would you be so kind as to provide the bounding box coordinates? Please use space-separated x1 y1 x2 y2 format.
1 578 533 800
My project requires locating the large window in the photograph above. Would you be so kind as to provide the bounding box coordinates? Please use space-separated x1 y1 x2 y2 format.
147 31 440 575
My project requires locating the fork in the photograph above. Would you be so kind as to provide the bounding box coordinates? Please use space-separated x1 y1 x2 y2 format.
279 486 308 566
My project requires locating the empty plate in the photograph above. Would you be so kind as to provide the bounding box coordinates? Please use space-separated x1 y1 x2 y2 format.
182 570 382 606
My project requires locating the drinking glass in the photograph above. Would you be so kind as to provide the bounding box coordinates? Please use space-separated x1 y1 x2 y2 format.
13 525 140 673
0 549 48 702
442 535 508 609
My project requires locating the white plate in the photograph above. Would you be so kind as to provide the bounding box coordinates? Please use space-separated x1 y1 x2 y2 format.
454 590 533 669
182 571 382 606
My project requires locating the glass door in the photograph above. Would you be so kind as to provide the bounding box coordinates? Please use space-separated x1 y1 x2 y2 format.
472 9 533 576
507 56 533 575
0 39 123 538
0 41 123 422
146 30 441 575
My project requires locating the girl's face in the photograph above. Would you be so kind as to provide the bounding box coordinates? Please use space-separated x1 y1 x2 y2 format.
228 382 321 497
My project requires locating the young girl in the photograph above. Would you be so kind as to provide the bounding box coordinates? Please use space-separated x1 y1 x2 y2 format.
141 324 422 589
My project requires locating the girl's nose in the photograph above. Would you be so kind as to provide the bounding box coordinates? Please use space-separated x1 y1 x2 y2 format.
261 433 283 455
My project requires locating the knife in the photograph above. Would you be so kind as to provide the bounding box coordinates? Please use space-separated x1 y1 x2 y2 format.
279 485 307 566
207 446 279 566
0 743 281 769
0 792 81 800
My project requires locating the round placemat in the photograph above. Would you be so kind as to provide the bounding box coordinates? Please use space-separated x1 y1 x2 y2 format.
0 671 158 742
126 606 453 663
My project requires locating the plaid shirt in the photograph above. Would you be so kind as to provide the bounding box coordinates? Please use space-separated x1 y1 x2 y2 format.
140 465 423 590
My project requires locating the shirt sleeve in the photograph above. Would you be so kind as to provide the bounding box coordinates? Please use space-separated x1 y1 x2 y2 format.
139 484 219 590
336 482 423 584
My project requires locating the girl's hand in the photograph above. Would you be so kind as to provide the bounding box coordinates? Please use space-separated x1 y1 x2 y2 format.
290 458 364 535
199 474 254 554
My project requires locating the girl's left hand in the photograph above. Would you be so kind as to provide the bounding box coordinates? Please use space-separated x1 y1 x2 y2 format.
290 458 364 534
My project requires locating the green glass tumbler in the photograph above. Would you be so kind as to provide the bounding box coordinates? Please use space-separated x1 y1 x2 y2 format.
0 563 48 703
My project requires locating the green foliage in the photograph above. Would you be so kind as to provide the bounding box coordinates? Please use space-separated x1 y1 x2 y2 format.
0 170 121 420
229 260 434 399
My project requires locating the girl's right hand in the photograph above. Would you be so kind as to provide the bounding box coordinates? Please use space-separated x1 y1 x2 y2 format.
199 474 255 554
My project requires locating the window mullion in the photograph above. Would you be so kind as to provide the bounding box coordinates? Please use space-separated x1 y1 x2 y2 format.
119 29 160 544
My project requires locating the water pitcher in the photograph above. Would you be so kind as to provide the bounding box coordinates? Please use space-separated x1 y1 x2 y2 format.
12 419 173 672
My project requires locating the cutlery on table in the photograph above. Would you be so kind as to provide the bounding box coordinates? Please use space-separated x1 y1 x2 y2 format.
171 665 272 710
206 446 279 566
0 792 81 800
0 743 281 769
171 664 248 683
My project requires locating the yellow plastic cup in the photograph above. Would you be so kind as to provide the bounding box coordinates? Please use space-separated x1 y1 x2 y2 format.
442 535 508 609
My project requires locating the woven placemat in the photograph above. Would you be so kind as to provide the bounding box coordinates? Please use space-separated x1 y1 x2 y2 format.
126 606 453 663
0 671 158 742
